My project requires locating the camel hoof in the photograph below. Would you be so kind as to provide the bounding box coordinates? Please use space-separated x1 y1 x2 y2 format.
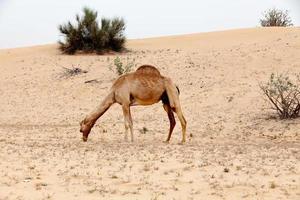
178 141 185 145
163 140 170 144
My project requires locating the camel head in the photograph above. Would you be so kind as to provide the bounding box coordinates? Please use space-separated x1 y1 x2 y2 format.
79 118 93 142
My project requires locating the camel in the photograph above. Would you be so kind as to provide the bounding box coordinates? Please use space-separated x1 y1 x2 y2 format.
80 65 187 143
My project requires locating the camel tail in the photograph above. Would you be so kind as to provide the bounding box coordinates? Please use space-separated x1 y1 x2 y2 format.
176 85 180 95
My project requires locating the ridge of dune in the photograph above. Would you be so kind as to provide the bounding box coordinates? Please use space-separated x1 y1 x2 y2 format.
1 27 299 54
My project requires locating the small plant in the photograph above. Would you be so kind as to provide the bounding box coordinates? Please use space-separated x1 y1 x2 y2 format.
111 175 118 179
88 187 97 194
109 56 135 75
60 66 88 78
260 73 300 119
260 8 293 27
270 181 276 189
143 164 151 172
139 127 148 134
58 7 126 54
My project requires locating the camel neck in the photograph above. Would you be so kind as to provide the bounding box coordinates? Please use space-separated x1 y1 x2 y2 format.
87 92 115 125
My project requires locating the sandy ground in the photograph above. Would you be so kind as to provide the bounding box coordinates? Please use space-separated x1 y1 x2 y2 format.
0 27 299 200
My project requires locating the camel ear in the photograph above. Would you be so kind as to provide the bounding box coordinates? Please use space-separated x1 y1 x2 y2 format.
80 119 84 126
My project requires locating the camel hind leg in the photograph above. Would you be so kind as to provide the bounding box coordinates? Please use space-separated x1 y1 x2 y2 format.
164 78 187 144
173 106 187 144
163 103 176 142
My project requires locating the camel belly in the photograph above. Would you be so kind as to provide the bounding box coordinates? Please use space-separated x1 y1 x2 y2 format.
130 98 160 106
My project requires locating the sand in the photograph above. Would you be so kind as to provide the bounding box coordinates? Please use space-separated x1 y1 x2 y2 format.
0 27 299 199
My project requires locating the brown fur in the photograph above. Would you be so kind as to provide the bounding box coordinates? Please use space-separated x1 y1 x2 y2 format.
80 65 187 143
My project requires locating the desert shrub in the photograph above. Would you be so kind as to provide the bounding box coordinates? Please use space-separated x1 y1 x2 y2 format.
260 8 293 27
58 7 126 54
60 66 88 78
109 56 135 75
260 73 300 119
139 127 148 134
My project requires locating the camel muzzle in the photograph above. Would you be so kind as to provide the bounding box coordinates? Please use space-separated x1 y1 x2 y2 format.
82 136 88 142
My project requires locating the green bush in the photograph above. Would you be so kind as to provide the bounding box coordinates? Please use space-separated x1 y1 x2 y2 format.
260 73 300 119
260 8 293 27
109 56 135 76
58 7 126 54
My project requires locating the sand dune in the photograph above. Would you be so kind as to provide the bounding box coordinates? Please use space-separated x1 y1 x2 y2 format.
0 27 299 199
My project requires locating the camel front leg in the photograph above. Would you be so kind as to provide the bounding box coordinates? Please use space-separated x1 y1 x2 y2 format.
163 104 176 143
123 115 129 142
122 104 134 142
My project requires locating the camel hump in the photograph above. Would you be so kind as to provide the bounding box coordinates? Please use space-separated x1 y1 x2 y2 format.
136 65 161 76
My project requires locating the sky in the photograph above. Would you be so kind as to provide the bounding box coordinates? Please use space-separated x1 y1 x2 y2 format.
0 0 299 49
